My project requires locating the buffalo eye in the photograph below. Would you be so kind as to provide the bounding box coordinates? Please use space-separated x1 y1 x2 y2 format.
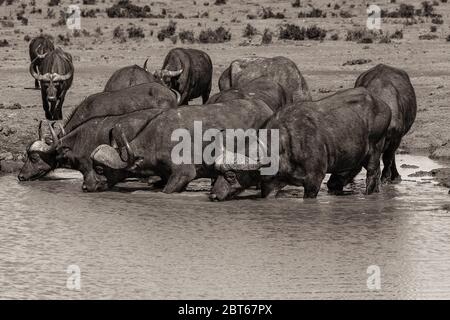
225 171 237 183
30 153 40 163
95 166 104 175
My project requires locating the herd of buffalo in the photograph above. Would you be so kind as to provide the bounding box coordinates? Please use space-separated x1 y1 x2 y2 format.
17 34 417 201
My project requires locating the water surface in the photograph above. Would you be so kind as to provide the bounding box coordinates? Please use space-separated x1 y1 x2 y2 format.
0 154 449 299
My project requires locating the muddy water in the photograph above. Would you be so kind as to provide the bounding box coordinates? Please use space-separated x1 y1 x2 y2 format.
0 154 449 299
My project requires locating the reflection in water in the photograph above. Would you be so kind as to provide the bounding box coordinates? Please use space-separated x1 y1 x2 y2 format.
0 155 449 299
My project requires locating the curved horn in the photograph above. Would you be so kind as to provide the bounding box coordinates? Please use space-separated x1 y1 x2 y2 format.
56 122 66 137
52 71 73 82
35 44 48 59
163 69 183 77
112 126 135 166
38 120 47 140
143 58 149 72
120 131 135 165
29 62 43 80
90 145 128 170
170 89 182 105
48 122 59 145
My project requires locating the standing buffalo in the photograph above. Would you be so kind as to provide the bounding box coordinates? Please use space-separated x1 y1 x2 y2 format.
355 64 417 183
210 88 392 201
218 56 312 103
18 82 179 182
29 35 55 89
145 48 213 105
29 48 74 120
104 64 159 92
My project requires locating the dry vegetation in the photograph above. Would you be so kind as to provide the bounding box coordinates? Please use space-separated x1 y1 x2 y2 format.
0 0 450 169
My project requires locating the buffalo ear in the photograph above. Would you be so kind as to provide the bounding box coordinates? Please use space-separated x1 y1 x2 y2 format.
55 146 72 161
128 157 144 172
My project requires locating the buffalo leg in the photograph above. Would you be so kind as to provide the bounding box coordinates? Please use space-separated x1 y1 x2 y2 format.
327 166 363 195
35 79 40 89
303 174 324 199
390 154 401 181
381 139 401 183
162 166 196 193
41 89 52 120
202 84 212 104
261 178 286 198
365 146 383 195
56 94 66 120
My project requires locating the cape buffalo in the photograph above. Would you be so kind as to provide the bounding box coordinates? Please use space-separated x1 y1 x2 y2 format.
86 99 275 193
355 64 417 183
29 47 74 120
218 56 312 103
18 82 179 182
145 48 213 105
29 35 55 89
207 77 288 112
210 87 392 201
103 64 160 92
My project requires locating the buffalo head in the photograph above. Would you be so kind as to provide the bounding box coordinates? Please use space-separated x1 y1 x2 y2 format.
18 121 65 181
29 62 72 102
86 127 142 192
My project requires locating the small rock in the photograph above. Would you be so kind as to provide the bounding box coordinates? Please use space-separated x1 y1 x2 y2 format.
400 164 419 169
408 170 432 178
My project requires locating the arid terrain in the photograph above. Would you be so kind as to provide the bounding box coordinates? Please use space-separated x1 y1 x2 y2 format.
0 0 449 179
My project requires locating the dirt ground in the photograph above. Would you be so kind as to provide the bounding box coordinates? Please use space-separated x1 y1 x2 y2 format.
0 0 449 173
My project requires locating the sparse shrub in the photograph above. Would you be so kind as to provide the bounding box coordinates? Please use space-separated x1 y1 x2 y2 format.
0 20 14 28
157 20 177 41
106 0 152 18
261 28 273 44
82 9 97 18
292 0 301 8
279 24 326 41
299 8 326 18
57 33 70 45
83 0 96 4
214 0 226 5
331 33 339 41
243 23 258 38
279 24 305 40
430 25 437 32
421 1 434 17
346 28 380 43
24 34 31 41
446 34 450 41
179 30 195 43
431 16 443 24
127 25 145 38
419 33 438 40
198 26 231 43
379 34 392 43
399 4 416 17
390 29 403 39
48 0 60 6
113 25 127 42
305 25 326 40
52 10 67 27
261 7 285 19
0 39 9 47
340 10 353 18
95 27 103 36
